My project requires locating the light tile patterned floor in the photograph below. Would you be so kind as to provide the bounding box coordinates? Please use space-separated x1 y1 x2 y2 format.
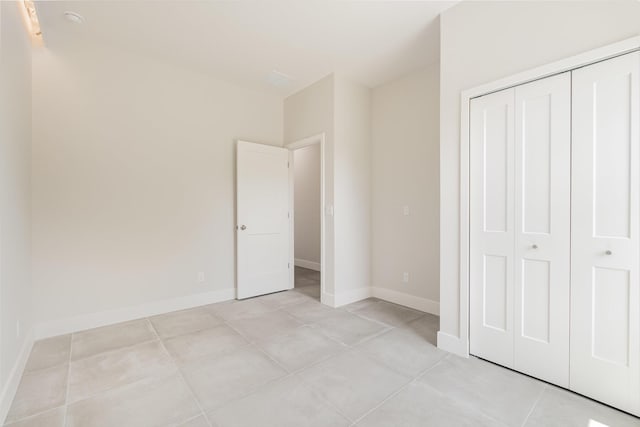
4 268 639 426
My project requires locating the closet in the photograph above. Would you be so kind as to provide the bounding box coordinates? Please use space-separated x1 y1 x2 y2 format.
469 51 639 415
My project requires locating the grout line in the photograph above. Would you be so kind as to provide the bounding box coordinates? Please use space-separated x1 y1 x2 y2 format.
147 317 214 427
519 384 548 427
203 322 305 416
5 405 66 426
292 369 354 423
349 354 450 425
67 320 159 364
62 334 72 427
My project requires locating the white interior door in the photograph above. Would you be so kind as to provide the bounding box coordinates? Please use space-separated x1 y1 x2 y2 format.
513 73 571 387
470 88 516 368
236 141 291 299
571 52 640 415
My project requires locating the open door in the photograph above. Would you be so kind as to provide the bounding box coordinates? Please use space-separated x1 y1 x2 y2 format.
236 141 291 299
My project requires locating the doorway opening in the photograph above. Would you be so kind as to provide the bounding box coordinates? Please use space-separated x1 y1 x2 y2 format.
287 134 325 303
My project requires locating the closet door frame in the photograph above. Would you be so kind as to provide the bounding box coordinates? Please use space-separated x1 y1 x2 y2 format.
447 35 640 417
445 35 640 358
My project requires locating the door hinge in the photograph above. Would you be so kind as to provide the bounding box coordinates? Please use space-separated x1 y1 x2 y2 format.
287 161 290 168
288 263 291 269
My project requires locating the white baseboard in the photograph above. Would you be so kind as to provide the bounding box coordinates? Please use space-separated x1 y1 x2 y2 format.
0 328 34 424
321 287 372 308
332 286 372 308
371 287 440 316
321 292 335 307
437 331 469 357
34 288 236 340
294 258 321 272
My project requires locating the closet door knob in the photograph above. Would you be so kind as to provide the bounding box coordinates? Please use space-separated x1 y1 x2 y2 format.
240 225 247 231
605 250 612 255
531 244 538 249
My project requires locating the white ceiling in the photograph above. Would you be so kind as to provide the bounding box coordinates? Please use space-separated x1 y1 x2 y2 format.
35 1 456 96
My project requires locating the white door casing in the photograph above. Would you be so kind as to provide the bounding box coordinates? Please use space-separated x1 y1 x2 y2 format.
236 141 291 299
513 73 571 387
469 88 516 368
570 52 640 414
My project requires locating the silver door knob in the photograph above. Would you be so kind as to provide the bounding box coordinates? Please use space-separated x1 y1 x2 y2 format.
532 244 538 249
240 225 247 230
605 250 612 255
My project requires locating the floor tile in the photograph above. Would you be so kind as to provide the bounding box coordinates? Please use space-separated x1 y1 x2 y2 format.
181 346 286 412
70 319 156 361
354 328 447 377
24 335 71 373
208 299 276 321
68 340 175 402
66 374 200 427
149 306 224 339
282 300 340 323
293 285 320 299
4 407 66 427
351 301 424 327
163 324 248 365
400 314 439 346
312 311 389 346
294 277 318 287
256 325 346 372
356 381 507 427
417 356 545 427
258 290 314 309
226 310 303 342
5 365 68 423
524 386 640 427
178 415 211 427
298 351 410 421
342 298 381 312
208 375 349 427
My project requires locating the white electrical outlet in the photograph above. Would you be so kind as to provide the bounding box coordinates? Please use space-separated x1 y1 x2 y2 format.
403 205 410 216
197 272 205 283
403 272 409 283
16 321 20 338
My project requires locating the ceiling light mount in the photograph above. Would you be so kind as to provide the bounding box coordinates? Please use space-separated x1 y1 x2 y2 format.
64 11 85 24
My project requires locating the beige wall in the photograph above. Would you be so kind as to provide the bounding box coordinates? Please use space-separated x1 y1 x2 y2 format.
284 74 372 302
371 65 439 305
31 40 283 324
0 0 33 406
293 144 321 268
284 75 336 295
333 76 372 295
439 1 640 347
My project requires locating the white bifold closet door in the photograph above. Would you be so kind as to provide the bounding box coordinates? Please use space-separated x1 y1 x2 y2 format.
470 73 571 386
570 51 640 415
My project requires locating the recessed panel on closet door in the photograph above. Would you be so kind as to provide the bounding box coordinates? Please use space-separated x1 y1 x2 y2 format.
470 88 515 368
571 52 640 416
514 73 571 387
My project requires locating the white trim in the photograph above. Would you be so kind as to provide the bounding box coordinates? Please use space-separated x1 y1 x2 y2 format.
463 36 640 100
321 292 335 307
371 287 440 316
286 133 325 150
456 36 640 357
34 288 235 340
0 329 34 424
437 331 468 358
286 133 327 307
294 258 321 272
332 287 372 308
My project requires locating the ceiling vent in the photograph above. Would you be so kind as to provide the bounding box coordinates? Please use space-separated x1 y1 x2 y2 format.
267 70 293 88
